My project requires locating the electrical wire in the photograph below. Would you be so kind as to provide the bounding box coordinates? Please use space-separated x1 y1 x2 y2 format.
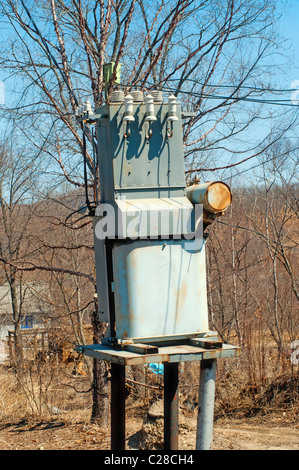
124 81 299 107
87 81 298 188
163 78 299 94
64 208 87 225
82 123 95 216
159 85 299 107
126 80 298 177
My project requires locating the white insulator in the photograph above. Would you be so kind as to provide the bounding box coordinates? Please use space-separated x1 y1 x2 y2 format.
110 90 125 102
167 94 179 121
123 94 135 121
151 90 163 102
84 100 93 114
78 104 83 116
145 94 157 121
131 90 144 102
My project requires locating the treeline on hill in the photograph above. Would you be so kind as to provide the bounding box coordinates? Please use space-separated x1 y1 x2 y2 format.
1 181 298 367
0 0 298 423
205 183 298 387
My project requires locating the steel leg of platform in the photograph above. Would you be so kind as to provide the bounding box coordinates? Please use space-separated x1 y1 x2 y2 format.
196 359 217 450
164 362 179 450
111 363 126 450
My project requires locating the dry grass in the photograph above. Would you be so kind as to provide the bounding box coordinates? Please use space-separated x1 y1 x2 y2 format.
0 353 298 450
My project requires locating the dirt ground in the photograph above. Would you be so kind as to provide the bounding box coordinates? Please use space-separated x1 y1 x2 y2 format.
0 411 297 451
0 361 297 451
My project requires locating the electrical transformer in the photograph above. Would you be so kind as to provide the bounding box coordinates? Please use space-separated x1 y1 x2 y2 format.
76 91 232 345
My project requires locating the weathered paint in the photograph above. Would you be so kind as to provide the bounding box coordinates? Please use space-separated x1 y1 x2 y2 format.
77 96 238 453
112 238 209 341
76 341 241 367
96 101 187 203
90 99 234 345
196 359 217 450
186 182 232 213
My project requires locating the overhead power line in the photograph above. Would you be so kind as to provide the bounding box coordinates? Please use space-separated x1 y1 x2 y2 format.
157 84 299 107
164 78 299 94
126 81 299 108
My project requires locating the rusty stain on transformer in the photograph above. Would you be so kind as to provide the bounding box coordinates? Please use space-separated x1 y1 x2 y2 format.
186 181 232 213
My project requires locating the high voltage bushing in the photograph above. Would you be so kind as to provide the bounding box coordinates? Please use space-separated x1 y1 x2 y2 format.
131 90 144 102
123 94 135 122
110 90 125 102
145 94 157 121
151 90 163 102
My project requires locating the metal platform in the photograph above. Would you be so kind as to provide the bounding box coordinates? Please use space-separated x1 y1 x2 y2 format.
76 338 241 365
76 338 241 451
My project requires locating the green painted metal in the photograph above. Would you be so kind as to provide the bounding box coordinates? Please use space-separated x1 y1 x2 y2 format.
111 238 209 341
95 101 186 202
87 96 213 344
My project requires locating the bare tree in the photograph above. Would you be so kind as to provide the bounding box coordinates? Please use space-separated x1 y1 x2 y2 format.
0 0 294 182
0 138 45 364
0 0 297 421
245 150 299 356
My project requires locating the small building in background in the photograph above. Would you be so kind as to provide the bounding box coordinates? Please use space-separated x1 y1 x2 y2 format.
0 281 52 363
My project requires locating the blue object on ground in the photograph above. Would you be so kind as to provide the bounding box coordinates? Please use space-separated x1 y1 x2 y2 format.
148 363 164 375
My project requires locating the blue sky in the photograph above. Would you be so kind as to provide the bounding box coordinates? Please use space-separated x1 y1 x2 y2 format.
279 1 299 78
282 1 299 53
0 1 298 187
1 1 299 102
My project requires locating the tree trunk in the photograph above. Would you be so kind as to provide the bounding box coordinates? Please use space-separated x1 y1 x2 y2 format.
9 274 24 368
91 310 109 425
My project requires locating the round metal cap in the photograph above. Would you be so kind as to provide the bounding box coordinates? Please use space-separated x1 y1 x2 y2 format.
205 182 232 212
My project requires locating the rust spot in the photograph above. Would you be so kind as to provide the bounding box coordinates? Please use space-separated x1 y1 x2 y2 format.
206 182 232 212
178 281 187 308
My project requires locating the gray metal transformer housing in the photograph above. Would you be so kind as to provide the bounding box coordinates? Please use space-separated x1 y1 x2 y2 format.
92 98 209 343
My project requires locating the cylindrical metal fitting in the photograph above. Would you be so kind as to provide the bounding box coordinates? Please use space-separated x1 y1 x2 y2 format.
110 90 125 102
151 90 163 102
186 181 232 213
196 359 217 450
131 90 144 102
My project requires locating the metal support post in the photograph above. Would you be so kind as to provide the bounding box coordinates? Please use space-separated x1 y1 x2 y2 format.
164 362 179 450
111 363 126 450
196 359 217 450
